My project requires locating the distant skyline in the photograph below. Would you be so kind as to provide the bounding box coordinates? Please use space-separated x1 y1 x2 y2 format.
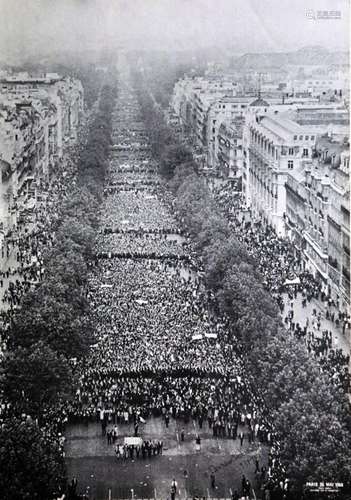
0 0 349 61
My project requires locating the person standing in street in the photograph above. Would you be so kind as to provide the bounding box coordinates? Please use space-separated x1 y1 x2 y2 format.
239 431 244 447
180 428 185 442
210 471 216 489
170 478 177 500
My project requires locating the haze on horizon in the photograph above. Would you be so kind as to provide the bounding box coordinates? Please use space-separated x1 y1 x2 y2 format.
0 0 349 61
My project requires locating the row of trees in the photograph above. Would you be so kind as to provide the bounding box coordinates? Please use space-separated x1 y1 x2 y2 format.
0 70 117 499
135 74 351 492
174 173 351 489
8 82 116 365
134 73 196 181
132 50 207 107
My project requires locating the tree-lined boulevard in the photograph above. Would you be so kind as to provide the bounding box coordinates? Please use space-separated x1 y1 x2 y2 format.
0 59 350 500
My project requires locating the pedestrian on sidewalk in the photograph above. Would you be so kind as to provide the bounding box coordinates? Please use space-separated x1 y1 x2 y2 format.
195 434 201 452
239 431 244 447
210 471 216 489
170 478 177 500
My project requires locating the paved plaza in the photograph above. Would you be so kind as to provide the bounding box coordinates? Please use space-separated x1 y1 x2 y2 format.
65 418 266 499
282 293 350 355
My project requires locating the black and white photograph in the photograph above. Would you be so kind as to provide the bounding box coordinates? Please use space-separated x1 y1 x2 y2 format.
0 1 350 499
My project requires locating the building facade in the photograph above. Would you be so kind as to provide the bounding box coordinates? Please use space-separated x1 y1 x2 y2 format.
244 113 316 235
0 72 84 235
171 73 350 308
285 137 350 308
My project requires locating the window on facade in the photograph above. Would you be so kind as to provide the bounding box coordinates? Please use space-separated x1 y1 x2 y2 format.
305 136 309 140
288 147 294 155
288 160 294 169
303 148 309 157
311 136 315 140
294 135 297 140
299 135 303 140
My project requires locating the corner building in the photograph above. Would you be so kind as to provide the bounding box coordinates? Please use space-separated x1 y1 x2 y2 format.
244 113 315 236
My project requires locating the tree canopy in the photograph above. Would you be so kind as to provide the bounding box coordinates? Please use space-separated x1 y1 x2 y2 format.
0 418 66 500
134 71 351 490
0 342 73 417
1 66 118 498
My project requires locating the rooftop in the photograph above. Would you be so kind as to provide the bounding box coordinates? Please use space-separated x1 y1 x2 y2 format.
249 97 270 107
0 72 62 85
315 135 348 155
260 114 304 139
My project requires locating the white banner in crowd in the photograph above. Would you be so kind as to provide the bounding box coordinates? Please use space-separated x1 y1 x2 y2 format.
284 277 300 286
135 299 148 305
124 437 143 446
192 334 203 340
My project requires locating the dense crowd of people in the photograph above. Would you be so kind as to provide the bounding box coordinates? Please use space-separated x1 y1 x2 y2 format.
9 72 351 499
101 188 179 233
67 84 279 484
93 232 186 259
210 189 351 394
0 140 82 347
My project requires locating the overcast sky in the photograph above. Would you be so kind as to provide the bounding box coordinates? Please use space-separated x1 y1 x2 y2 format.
0 0 349 59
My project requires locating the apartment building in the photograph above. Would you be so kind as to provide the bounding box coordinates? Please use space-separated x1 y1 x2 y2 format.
243 113 315 235
328 148 350 309
340 150 350 309
294 104 349 139
206 96 253 171
0 72 84 235
0 73 84 156
171 74 350 306
215 116 245 181
303 160 331 283
285 136 350 307
287 76 349 98
171 76 240 146
0 99 47 231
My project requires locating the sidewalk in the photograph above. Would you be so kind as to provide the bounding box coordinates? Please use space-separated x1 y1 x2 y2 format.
282 292 350 356
0 245 22 312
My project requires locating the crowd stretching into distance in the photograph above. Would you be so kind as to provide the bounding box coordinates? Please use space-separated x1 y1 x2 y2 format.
70 84 279 474
0 63 350 500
